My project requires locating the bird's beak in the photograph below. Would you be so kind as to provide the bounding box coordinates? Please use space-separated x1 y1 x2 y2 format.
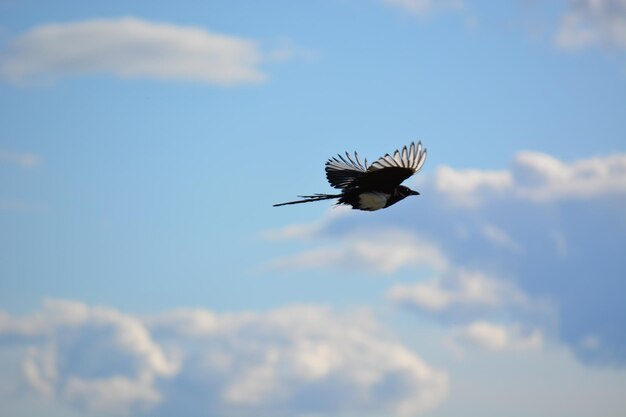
410 190 420 196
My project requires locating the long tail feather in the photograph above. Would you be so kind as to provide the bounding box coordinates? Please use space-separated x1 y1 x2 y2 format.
273 193 340 207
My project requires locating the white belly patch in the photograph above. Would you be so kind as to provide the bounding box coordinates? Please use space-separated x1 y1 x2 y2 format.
358 192 390 211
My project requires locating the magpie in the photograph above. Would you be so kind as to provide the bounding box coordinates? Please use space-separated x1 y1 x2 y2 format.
273 141 427 211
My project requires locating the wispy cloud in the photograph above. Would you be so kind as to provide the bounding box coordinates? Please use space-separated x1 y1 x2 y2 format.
381 0 464 16
0 299 448 417
0 17 289 85
388 269 530 313
0 148 40 168
264 226 448 275
480 223 524 253
263 205 351 241
555 0 626 50
448 320 543 354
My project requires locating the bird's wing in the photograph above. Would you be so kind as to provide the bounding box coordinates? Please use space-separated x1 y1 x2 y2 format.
357 142 427 190
325 142 427 191
325 151 369 189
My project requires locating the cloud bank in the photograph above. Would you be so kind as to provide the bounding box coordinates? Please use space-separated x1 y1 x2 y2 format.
265 149 626 365
0 299 448 417
0 17 269 85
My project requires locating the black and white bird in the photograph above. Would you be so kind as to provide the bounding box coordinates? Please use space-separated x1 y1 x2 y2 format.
273 142 427 211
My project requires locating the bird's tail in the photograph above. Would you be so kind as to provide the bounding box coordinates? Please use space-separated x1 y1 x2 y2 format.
273 193 341 207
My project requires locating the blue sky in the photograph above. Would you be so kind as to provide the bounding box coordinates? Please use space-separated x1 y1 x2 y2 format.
1 1 626 416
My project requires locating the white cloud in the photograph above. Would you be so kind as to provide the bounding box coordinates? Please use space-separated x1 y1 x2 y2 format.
480 223 523 253
388 269 529 312
434 166 513 207
450 320 543 353
264 38 319 63
0 17 269 85
0 148 40 168
382 0 463 16
513 151 626 201
0 300 448 417
425 151 626 364
265 228 448 275
555 0 626 50
580 334 602 350
64 375 161 415
263 205 351 241
2 299 179 415
435 151 626 206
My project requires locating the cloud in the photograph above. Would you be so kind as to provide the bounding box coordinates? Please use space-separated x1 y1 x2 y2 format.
434 166 513 207
449 321 543 353
268 149 626 365
0 299 448 417
263 205 351 241
381 0 463 16
436 151 626 206
265 227 448 275
0 17 271 85
428 152 626 365
513 151 626 201
1 299 179 415
388 269 530 313
480 223 523 253
555 0 626 50
0 148 40 168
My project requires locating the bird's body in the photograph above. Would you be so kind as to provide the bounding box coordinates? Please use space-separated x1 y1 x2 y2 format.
274 142 427 211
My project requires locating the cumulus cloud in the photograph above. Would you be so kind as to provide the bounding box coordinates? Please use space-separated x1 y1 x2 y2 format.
0 299 448 417
555 0 626 50
449 321 543 353
1 299 179 415
0 17 274 85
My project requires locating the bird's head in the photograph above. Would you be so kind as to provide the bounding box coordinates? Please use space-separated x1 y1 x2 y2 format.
397 185 420 198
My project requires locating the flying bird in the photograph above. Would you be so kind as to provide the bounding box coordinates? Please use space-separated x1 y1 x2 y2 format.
273 142 427 211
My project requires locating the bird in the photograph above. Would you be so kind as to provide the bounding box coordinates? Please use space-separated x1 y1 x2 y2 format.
273 141 427 211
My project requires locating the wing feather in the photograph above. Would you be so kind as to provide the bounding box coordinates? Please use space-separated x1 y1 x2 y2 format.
364 141 427 189
325 150 368 189
325 141 427 191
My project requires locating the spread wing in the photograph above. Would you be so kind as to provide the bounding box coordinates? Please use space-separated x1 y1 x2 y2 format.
325 141 427 191
325 151 369 189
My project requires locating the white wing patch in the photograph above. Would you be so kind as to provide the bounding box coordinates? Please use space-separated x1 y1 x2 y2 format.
326 151 368 172
325 151 369 189
358 192 390 211
369 141 427 173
